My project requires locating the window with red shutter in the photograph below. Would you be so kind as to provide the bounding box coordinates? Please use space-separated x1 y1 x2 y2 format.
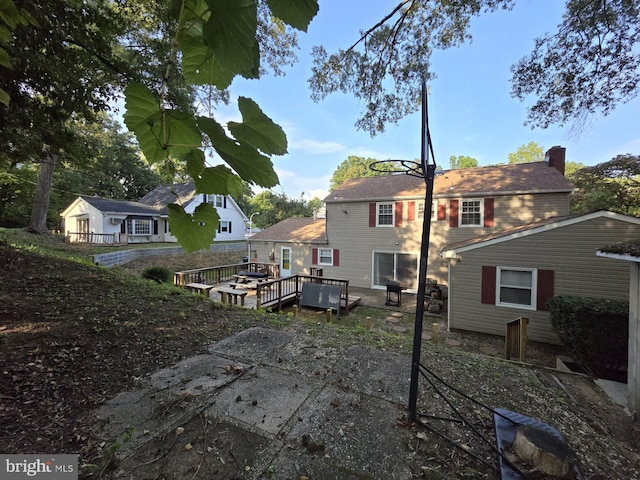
449 200 459 227
484 198 494 227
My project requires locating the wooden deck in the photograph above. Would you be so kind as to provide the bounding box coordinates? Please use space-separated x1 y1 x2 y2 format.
175 265 360 314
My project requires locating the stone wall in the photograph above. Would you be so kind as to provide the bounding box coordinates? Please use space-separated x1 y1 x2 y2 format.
91 242 247 267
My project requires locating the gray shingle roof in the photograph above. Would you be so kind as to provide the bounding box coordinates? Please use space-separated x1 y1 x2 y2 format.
81 196 162 215
138 182 197 208
326 162 575 203
249 218 327 243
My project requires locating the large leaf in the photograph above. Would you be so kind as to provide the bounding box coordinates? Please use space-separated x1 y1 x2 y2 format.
180 29 235 89
198 116 279 187
202 0 259 78
184 149 244 196
0 87 9 106
227 97 288 155
167 203 219 253
124 83 202 163
0 45 9 68
266 0 319 32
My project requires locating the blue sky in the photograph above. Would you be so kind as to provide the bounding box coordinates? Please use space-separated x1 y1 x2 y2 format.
215 1 640 201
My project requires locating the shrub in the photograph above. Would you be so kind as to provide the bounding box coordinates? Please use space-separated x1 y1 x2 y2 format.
547 295 628 378
142 266 172 284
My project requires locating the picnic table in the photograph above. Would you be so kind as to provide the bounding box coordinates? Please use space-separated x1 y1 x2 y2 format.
185 283 216 296
215 286 248 306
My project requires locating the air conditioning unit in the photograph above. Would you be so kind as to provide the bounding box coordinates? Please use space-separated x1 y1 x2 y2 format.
110 218 122 224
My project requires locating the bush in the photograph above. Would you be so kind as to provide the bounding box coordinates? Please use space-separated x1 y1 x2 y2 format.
547 295 628 378
142 266 172 284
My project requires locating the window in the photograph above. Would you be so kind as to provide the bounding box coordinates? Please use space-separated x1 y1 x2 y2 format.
417 202 425 219
206 194 224 207
497 267 536 309
318 248 333 266
377 203 394 226
126 218 151 235
460 199 482 226
219 221 230 233
77 218 89 233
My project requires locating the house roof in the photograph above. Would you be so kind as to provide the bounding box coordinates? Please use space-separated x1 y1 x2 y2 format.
441 210 640 257
81 196 163 215
138 182 198 208
326 162 575 203
249 218 327 243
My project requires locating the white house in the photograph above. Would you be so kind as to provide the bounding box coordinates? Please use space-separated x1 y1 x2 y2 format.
61 182 248 244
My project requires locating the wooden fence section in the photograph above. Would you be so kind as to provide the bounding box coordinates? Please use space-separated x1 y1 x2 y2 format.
66 232 128 245
256 275 356 313
505 317 529 362
174 262 279 287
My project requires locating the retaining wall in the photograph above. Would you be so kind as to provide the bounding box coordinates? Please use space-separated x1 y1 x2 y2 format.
91 242 247 267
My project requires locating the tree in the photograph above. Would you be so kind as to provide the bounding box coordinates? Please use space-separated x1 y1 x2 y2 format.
1 0 135 232
310 0 640 135
330 155 400 191
508 142 544 164
249 191 313 228
1 0 319 250
569 154 640 215
511 0 640 130
450 155 478 169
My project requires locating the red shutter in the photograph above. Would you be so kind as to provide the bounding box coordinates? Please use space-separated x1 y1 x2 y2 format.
407 201 415 221
484 198 494 228
369 203 376 227
312 248 318 265
333 249 339 266
437 202 446 221
536 269 555 311
449 200 459 227
481 266 497 304
395 202 403 227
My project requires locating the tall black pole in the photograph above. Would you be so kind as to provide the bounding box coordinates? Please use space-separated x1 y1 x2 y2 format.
407 81 436 422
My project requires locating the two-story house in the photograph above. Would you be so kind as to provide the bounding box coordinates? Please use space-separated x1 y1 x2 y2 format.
249 146 640 343
61 182 248 244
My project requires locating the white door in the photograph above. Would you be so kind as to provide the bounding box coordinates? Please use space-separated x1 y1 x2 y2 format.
281 247 292 277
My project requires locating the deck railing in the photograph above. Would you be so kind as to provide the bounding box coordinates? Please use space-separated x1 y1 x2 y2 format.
173 262 279 287
256 274 351 312
174 265 353 314
66 232 129 245
505 317 529 362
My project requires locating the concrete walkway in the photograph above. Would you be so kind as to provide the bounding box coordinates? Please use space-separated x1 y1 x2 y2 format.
96 327 417 479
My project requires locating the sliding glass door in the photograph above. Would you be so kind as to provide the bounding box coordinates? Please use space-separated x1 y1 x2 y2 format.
372 252 418 291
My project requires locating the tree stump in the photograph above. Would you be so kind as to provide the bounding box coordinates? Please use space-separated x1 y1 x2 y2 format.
512 425 578 479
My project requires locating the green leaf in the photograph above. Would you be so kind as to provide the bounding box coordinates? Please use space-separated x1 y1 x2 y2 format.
184 149 244 196
181 29 235 89
0 46 10 68
198 116 279 188
0 87 9 106
124 82 202 163
167 203 219 253
228 97 288 155
265 0 319 32
202 0 259 78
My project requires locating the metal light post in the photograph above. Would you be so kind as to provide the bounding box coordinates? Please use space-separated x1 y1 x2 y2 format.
247 212 259 260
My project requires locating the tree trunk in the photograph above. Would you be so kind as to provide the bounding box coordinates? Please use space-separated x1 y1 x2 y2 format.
26 146 57 234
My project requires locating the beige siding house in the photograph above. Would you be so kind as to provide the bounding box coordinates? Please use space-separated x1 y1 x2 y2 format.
441 211 640 343
248 146 640 343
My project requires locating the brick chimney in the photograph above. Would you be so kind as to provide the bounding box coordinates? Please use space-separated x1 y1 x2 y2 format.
545 146 566 176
